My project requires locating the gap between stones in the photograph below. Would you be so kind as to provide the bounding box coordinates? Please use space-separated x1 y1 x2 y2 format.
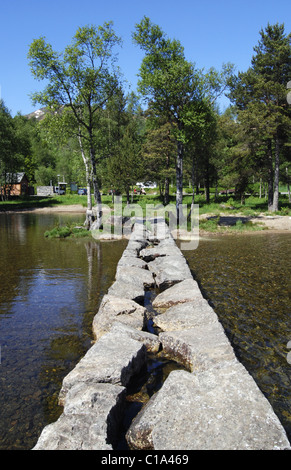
114 286 188 450
113 226 190 449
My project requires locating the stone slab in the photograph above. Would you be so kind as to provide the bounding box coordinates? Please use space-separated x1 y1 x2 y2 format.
58 329 147 405
126 367 291 450
126 239 148 254
110 322 161 353
92 295 147 341
117 255 148 270
152 278 204 309
107 279 145 304
33 413 113 450
115 265 155 288
140 240 182 262
159 322 236 371
33 382 125 450
153 299 219 331
148 255 192 289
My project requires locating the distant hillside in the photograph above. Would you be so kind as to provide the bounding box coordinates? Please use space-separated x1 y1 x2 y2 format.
25 107 47 121
25 106 65 121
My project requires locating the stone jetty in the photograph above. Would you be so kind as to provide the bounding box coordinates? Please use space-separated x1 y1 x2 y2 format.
33 219 291 451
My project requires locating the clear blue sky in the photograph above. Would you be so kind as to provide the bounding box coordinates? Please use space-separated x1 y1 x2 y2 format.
1 0 290 116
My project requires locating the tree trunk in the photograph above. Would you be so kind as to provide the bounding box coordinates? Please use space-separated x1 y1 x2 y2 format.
164 129 171 206
215 178 218 201
176 140 184 221
126 186 130 205
89 143 102 230
164 177 170 205
272 137 280 212
204 157 210 204
287 167 291 203
267 139 274 211
187 153 196 221
78 132 93 229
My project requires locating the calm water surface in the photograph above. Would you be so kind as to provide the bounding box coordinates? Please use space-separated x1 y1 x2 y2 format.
0 212 127 450
181 232 291 442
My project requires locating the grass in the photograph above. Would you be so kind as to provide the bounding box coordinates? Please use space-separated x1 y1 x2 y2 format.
1 191 290 236
185 194 291 217
0 194 89 211
1 192 290 216
44 223 91 239
198 216 266 233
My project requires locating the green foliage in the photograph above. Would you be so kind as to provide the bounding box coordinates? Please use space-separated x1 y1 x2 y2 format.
2 19 289 220
227 23 291 211
0 100 36 199
28 23 122 219
44 223 90 239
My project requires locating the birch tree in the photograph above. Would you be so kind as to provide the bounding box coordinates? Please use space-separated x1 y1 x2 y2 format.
28 23 122 228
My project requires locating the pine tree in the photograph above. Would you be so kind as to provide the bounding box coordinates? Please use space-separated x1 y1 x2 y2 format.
228 23 291 211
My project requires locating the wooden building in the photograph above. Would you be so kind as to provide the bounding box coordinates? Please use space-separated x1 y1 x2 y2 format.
1 173 30 197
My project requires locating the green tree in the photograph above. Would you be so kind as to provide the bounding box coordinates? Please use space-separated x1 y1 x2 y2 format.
184 99 218 206
216 108 253 202
104 91 145 203
228 23 291 211
132 16 203 218
0 101 31 199
142 120 176 204
13 114 37 183
28 23 122 228
38 108 93 215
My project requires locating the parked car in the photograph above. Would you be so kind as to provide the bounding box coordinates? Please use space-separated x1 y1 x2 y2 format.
54 186 65 195
78 188 87 195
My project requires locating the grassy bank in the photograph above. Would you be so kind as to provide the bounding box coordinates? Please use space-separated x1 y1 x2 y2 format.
1 192 290 236
198 216 267 233
0 194 88 211
1 192 290 215
44 223 91 239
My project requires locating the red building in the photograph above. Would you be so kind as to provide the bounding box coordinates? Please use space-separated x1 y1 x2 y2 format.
1 173 30 197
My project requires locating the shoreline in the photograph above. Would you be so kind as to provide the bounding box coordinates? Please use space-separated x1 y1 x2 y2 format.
0 204 87 214
199 212 291 234
0 204 290 234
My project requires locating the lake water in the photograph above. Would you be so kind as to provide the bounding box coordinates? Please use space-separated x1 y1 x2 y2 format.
0 213 290 449
0 212 127 450
181 232 291 443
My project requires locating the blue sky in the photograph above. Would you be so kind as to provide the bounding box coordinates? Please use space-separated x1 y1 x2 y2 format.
1 0 290 116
